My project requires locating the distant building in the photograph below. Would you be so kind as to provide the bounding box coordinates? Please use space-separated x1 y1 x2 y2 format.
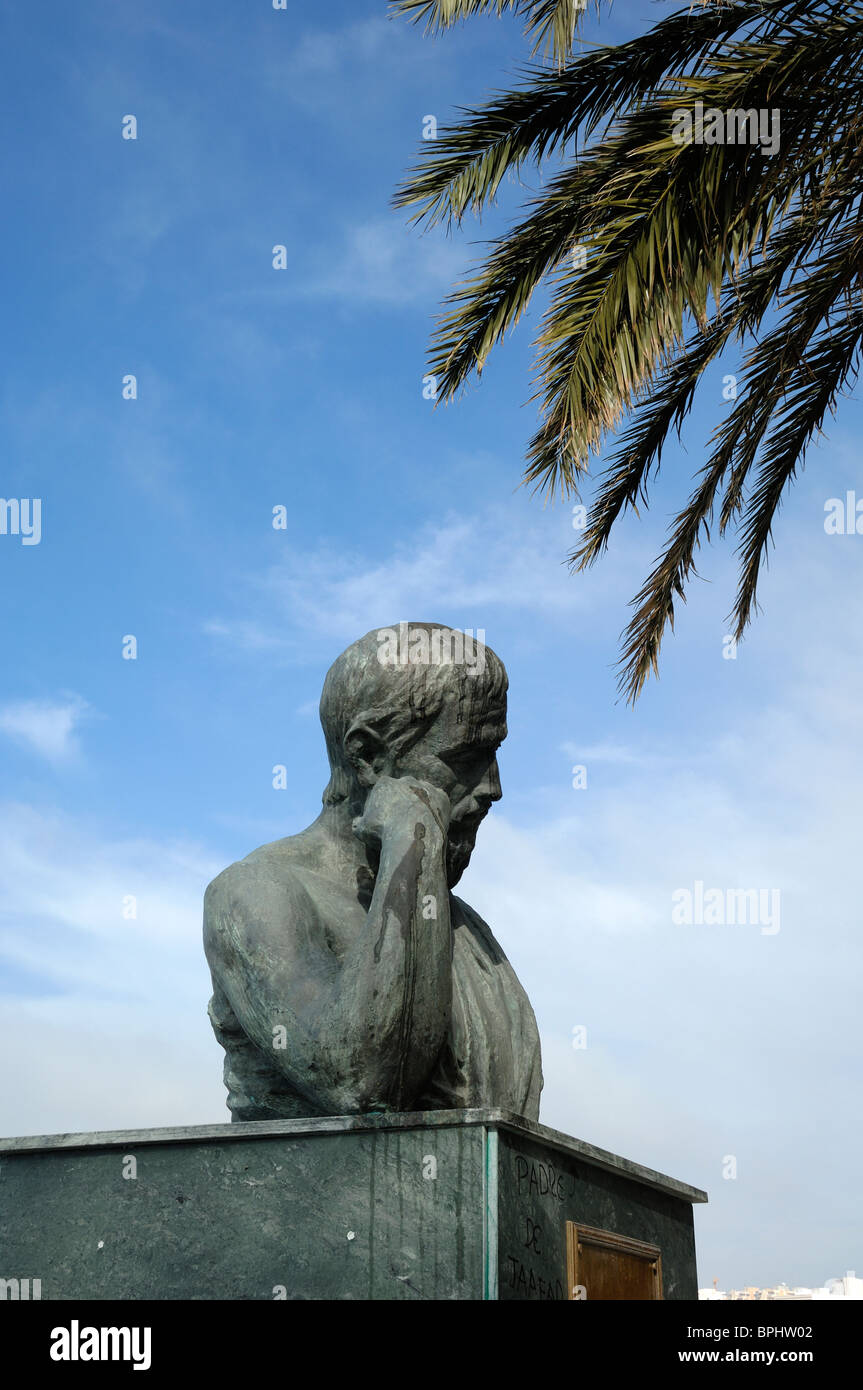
815 1272 863 1300
699 1271 863 1300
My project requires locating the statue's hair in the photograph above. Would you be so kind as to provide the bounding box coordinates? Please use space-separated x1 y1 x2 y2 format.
320 623 507 806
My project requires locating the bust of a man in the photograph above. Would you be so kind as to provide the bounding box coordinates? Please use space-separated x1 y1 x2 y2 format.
203 623 542 1122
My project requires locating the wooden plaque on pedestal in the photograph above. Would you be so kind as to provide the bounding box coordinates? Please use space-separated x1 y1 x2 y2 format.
567 1223 663 1300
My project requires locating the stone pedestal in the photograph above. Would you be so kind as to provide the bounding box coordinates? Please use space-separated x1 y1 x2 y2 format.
0 1109 706 1300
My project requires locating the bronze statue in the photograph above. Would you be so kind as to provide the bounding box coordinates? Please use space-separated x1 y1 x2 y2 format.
204 623 542 1121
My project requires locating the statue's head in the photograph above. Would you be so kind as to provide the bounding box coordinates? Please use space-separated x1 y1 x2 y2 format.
320 623 507 886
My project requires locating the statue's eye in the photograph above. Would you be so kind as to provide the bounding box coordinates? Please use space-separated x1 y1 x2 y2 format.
442 750 474 774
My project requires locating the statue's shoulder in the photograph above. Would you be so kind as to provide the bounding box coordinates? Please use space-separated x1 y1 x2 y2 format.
204 831 316 921
451 895 509 966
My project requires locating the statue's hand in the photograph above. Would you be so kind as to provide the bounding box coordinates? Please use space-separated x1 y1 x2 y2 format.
352 774 451 850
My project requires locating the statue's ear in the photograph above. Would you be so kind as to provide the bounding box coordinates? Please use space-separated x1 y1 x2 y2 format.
343 721 390 788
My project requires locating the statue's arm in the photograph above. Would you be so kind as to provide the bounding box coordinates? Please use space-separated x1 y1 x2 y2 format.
204 789 452 1113
327 788 454 1110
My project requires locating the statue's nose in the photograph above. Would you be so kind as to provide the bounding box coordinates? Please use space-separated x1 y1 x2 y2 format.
476 758 502 805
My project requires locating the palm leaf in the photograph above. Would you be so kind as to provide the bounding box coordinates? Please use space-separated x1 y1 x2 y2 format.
393 0 863 695
389 0 599 64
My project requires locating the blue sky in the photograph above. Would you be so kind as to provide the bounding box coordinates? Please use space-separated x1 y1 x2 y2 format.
1 0 861 1293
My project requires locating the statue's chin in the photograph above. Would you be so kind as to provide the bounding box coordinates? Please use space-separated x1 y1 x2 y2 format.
446 831 477 888
446 857 467 888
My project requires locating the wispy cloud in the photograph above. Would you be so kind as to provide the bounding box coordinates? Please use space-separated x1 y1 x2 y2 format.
280 17 401 79
265 17 419 108
0 696 92 763
202 619 289 653
0 803 219 962
297 217 467 307
204 505 632 660
562 740 659 768
0 801 225 1133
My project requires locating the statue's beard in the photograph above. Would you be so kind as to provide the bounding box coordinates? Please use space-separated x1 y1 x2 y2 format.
446 812 484 887
357 807 485 892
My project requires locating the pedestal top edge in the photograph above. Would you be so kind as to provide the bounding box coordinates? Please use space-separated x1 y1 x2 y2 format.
0 1107 707 1204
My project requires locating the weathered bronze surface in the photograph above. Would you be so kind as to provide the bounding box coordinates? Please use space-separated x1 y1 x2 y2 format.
204 624 543 1121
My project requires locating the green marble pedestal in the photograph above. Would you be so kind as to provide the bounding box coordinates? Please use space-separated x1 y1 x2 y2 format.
0 1109 706 1300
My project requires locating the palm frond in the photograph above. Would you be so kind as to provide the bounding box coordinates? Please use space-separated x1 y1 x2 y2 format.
389 0 599 64
614 202 863 702
393 0 771 226
394 0 863 695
